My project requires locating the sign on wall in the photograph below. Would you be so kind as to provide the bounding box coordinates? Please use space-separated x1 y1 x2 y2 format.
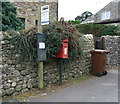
41 5 49 25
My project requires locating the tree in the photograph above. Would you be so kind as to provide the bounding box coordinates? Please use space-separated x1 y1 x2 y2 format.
1 2 24 31
75 11 93 21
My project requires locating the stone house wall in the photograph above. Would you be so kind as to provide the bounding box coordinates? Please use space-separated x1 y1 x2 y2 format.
13 1 58 30
81 0 120 25
118 1 120 19
95 1 119 22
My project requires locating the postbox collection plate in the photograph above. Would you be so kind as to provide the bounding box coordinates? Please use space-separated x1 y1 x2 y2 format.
37 33 46 61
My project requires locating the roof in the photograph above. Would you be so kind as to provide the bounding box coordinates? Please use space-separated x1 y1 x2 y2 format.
112 0 120 2
81 0 120 24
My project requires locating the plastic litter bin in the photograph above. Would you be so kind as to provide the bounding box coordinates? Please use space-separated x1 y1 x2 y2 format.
90 49 110 77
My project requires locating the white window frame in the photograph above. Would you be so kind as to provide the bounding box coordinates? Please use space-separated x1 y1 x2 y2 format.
101 11 110 20
40 0 45 1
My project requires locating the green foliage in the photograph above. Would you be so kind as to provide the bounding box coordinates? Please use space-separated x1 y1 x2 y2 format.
75 11 93 21
43 21 82 61
76 24 120 37
3 28 37 64
68 20 81 25
1 2 24 31
3 21 83 65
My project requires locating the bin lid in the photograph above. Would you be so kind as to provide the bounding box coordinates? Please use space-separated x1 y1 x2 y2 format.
90 49 110 54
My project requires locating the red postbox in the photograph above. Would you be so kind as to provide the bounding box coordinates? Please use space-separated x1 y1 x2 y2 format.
55 39 68 58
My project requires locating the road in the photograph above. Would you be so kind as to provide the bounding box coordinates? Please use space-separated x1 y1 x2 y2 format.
25 69 118 102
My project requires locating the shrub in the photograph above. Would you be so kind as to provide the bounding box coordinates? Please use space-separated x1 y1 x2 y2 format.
76 24 120 37
3 28 37 64
43 21 82 61
3 21 82 65
1 2 24 31
68 20 82 25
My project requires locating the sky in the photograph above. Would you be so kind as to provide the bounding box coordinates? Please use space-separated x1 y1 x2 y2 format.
58 0 113 21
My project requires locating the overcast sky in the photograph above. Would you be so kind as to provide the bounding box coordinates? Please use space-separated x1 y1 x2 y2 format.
58 0 113 20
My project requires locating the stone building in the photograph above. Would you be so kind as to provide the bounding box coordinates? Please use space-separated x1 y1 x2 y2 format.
81 0 120 26
12 0 58 30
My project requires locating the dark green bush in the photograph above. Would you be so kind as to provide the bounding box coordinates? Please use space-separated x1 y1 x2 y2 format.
1 2 24 31
76 24 120 37
43 21 82 61
68 20 82 25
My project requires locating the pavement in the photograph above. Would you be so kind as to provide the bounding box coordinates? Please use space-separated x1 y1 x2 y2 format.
2 69 119 103
26 69 119 102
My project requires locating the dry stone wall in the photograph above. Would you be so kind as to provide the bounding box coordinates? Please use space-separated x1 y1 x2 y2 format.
1 34 94 97
44 34 94 85
102 36 120 68
1 41 38 97
1 34 119 97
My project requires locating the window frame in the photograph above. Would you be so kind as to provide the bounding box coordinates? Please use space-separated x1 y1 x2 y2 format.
101 11 111 20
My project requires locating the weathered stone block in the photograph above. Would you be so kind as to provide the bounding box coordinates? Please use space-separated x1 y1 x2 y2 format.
16 76 23 81
17 81 23 85
15 86 22 92
3 83 11 89
23 84 27 89
12 70 20 77
6 88 14 95
12 92 19 96
21 88 29 93
20 70 31 75
11 82 17 87
1 89 5 96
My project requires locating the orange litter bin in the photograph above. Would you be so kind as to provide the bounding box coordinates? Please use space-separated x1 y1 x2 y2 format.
90 49 110 77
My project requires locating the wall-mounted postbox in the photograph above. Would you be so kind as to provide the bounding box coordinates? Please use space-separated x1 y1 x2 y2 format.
37 33 46 61
55 39 68 59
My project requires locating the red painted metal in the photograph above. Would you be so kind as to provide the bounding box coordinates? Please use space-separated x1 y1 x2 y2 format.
55 39 68 58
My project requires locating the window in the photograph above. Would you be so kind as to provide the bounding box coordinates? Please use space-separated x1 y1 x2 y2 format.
35 20 38 26
40 0 45 2
18 18 25 29
19 18 25 24
101 11 110 20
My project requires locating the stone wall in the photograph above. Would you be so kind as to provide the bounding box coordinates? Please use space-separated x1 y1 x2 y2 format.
102 36 120 68
43 34 94 85
1 35 119 97
0 38 2 98
13 1 58 30
1 41 38 97
1 34 94 97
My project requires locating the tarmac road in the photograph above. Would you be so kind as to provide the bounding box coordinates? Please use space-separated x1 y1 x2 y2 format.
26 69 118 102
